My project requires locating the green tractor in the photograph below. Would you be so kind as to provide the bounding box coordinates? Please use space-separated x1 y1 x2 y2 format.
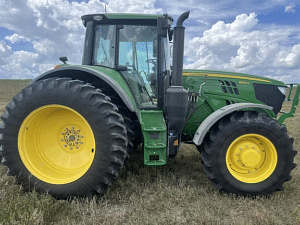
0 11 299 199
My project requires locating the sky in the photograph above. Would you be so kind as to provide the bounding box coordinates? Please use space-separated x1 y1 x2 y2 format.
0 0 299 83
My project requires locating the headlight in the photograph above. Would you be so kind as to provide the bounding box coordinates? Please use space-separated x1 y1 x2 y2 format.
278 86 287 95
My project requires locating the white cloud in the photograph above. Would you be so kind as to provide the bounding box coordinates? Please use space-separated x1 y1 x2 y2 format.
278 44 300 68
0 0 164 80
229 13 258 31
106 0 163 14
32 39 58 54
185 42 222 70
0 0 299 84
0 41 13 65
4 34 31 44
285 5 296 13
1 50 39 79
184 13 300 83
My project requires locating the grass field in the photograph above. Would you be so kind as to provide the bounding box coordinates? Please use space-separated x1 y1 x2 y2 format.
0 80 300 224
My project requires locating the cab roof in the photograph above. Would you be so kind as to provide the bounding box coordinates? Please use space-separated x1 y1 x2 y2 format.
81 13 173 27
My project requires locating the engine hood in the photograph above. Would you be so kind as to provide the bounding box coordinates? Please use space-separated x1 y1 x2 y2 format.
183 69 286 86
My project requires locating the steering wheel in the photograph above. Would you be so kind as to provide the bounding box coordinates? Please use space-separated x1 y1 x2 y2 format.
146 58 157 65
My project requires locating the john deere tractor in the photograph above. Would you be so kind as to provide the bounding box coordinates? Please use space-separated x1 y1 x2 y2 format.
1 11 299 199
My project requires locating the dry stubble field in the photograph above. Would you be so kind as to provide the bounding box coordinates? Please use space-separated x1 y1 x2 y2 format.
0 79 300 224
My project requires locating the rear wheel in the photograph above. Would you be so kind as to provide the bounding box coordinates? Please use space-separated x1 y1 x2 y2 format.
0 78 128 199
201 111 297 196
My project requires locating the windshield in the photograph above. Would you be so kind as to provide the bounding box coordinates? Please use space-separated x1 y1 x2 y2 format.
93 24 160 108
119 25 158 108
94 25 116 68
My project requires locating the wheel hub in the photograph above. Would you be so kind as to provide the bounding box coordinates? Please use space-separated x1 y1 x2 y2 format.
238 143 262 168
61 126 84 150
226 134 277 183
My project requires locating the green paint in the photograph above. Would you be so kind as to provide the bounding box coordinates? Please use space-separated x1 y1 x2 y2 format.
287 84 294 101
104 13 167 20
278 84 300 124
181 69 282 142
139 110 167 166
56 64 294 161
61 64 139 112
183 69 286 86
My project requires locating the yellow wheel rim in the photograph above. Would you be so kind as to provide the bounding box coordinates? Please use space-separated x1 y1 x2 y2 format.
226 134 277 183
18 105 95 184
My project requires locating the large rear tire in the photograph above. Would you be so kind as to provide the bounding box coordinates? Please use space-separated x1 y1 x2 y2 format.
201 111 297 196
0 78 128 199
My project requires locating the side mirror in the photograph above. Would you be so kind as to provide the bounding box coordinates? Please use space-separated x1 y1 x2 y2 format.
59 57 68 64
157 17 169 37
114 65 127 71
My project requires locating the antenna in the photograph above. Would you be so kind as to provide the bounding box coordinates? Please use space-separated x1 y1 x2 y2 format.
105 4 107 13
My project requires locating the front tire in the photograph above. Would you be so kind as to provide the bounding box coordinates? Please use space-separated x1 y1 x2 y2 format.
0 78 128 199
201 111 297 196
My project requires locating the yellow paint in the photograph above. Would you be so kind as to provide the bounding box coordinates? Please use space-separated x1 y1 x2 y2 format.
18 105 95 184
183 72 271 83
226 134 277 183
239 81 250 84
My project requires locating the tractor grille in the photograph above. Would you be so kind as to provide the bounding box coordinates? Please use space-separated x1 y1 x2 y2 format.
253 83 285 115
219 80 239 95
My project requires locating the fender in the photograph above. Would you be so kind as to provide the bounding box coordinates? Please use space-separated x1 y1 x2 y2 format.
30 66 137 113
193 103 273 146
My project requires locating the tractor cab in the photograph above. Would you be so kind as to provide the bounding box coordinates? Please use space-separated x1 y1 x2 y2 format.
81 14 173 109
81 13 190 160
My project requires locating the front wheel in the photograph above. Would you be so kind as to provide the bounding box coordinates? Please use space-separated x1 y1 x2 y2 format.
0 78 128 199
201 111 297 196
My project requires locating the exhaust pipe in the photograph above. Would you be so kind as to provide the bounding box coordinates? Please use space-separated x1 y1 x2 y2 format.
165 11 190 157
172 11 190 86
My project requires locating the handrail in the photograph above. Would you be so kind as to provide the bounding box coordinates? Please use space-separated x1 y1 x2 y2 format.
278 83 300 124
